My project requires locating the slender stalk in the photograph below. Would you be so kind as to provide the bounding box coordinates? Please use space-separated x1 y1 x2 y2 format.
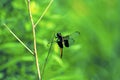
41 33 55 77
3 24 34 55
27 0 41 80
34 0 54 28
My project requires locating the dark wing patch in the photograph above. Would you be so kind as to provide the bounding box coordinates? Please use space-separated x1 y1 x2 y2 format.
64 39 69 47
63 35 69 47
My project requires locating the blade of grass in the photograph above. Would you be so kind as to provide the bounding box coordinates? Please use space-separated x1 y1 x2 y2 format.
3 23 34 55
34 0 54 28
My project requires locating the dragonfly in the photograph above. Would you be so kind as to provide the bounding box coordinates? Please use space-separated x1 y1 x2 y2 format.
55 31 80 58
42 31 80 76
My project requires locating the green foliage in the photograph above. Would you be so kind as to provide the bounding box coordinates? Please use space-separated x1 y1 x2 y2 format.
0 0 120 80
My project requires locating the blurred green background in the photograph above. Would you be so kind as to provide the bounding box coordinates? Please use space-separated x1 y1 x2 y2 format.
0 0 120 80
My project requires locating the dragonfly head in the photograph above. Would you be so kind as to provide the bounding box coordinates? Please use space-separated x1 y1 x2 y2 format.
56 32 62 38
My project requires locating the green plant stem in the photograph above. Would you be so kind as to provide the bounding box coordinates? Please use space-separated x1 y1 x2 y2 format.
41 33 55 77
27 0 41 80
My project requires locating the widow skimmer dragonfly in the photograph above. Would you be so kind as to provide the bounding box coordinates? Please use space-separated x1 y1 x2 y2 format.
56 31 80 58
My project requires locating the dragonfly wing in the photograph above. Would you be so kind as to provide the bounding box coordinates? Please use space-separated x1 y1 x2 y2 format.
68 38 75 46
63 36 75 46
63 35 69 40
63 31 80 46
69 31 80 39
64 31 80 40
64 39 69 47
63 36 69 47
69 31 80 45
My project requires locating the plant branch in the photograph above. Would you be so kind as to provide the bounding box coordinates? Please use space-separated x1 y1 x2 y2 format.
27 0 41 80
3 24 34 55
34 0 54 28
